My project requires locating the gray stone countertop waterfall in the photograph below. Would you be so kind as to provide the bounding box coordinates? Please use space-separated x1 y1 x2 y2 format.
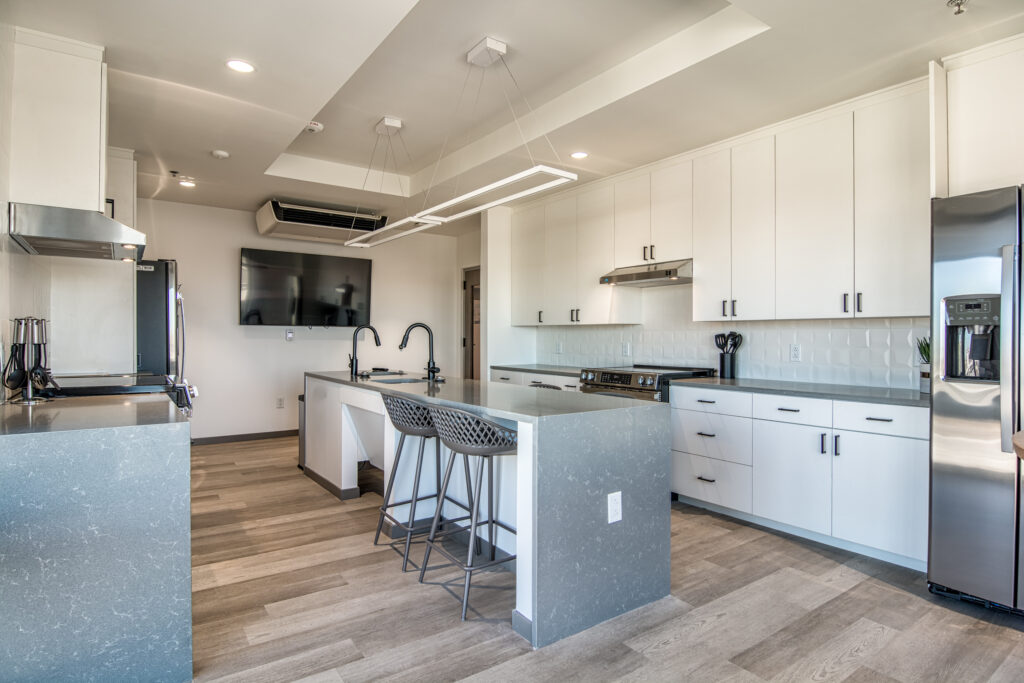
671 377 930 408
305 370 653 423
1 393 187 436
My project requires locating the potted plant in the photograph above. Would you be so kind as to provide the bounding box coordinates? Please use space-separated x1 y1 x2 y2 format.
917 336 931 394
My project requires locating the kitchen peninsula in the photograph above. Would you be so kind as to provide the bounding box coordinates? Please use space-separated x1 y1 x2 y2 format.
303 371 669 648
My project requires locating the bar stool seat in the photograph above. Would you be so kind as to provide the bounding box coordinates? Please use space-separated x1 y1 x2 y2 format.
419 404 517 620
375 394 475 571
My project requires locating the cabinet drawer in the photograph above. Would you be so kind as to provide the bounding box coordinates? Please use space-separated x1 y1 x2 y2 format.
672 451 752 513
522 372 571 388
833 401 928 439
671 386 752 417
490 369 523 384
672 409 752 466
753 393 832 427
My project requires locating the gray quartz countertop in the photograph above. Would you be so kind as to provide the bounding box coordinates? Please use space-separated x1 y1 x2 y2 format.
671 377 930 408
0 393 187 436
306 370 654 423
489 363 584 378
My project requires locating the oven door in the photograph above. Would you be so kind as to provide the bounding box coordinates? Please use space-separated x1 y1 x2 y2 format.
579 385 658 401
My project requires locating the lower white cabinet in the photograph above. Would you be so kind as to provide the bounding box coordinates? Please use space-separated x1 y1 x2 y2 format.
831 429 929 561
490 369 523 384
672 452 752 514
752 419 833 536
671 409 752 466
489 368 579 391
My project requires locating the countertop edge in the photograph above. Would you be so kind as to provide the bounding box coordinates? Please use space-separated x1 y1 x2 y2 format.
670 377 930 408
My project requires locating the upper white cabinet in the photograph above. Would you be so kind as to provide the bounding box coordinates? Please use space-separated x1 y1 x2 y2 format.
543 196 578 325
10 28 107 212
511 205 545 325
613 161 693 268
775 112 855 320
853 87 930 318
730 137 776 321
613 174 651 267
577 186 637 325
650 161 693 263
106 147 137 228
692 150 732 321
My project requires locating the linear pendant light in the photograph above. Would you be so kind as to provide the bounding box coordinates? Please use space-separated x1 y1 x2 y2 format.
344 37 577 248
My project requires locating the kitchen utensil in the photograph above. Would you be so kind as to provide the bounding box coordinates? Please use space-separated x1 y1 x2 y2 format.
714 333 727 351
727 332 743 353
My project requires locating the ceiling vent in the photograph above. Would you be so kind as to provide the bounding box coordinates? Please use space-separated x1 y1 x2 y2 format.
256 200 387 243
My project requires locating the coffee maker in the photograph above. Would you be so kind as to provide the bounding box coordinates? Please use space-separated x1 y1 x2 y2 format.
2 317 58 405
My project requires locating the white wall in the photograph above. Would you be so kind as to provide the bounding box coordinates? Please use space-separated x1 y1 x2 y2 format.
945 33 1024 195
137 198 460 439
536 287 929 389
481 207 536 371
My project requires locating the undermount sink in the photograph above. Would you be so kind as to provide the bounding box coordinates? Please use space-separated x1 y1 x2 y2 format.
373 378 427 384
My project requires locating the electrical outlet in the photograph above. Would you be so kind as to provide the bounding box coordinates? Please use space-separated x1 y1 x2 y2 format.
285 329 294 342
607 491 622 524
555 341 564 354
790 344 802 362
622 342 631 357
276 397 285 409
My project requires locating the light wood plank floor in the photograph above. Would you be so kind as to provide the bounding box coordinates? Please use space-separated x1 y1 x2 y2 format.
192 437 1024 682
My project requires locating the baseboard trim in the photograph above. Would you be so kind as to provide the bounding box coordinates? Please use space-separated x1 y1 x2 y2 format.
512 610 533 645
191 429 298 446
303 467 360 501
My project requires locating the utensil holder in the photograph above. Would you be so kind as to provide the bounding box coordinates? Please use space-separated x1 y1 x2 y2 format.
719 352 736 379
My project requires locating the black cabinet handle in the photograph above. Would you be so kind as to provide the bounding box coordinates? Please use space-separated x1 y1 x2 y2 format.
778 407 800 413
650 244 656 261
697 399 716 404
538 311 543 323
696 475 716 483
563 384 577 389
834 434 840 456
856 292 863 313
842 293 849 313
570 309 575 322
820 433 826 454
722 300 727 317
731 300 736 317
697 432 716 438
499 376 510 381
530 380 543 384
643 245 648 261
575 308 580 322
866 417 893 422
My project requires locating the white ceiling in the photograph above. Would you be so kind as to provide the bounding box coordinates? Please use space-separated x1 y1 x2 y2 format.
6 0 1024 235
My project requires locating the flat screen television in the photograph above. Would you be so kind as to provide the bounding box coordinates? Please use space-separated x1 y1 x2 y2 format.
239 247 371 327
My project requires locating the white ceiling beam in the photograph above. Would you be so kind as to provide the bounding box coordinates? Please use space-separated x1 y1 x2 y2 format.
264 152 410 197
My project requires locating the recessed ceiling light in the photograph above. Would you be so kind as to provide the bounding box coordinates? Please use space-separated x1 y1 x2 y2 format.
571 151 589 160
179 180 196 188
226 59 255 73
122 244 136 250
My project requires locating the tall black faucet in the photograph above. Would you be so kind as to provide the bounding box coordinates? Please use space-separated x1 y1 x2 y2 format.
350 324 381 378
400 322 440 382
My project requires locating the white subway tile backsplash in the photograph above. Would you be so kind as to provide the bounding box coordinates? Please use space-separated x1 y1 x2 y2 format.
535 286 930 390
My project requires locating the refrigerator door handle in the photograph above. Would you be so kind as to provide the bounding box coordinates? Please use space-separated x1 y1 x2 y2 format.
999 244 1018 453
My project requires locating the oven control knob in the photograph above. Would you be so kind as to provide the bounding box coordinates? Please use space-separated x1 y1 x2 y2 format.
587 372 595 381
644 376 655 386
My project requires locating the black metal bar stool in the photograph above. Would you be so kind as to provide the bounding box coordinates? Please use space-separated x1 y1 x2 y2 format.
419 404 517 620
374 394 475 571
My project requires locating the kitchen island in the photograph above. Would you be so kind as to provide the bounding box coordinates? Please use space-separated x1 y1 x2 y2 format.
0 394 192 681
303 371 670 648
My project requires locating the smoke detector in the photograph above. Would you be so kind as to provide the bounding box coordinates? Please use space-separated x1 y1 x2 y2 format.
305 121 324 134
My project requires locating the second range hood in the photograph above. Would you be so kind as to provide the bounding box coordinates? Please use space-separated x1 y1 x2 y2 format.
9 202 146 261
599 259 693 287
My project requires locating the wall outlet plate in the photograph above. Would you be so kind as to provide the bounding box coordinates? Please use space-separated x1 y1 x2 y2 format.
607 491 622 524
789 344 802 362
622 342 631 357
276 397 285 409
555 341 564 354
285 329 295 342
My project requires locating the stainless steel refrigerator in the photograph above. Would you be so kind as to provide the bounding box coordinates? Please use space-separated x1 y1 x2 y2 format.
930 186 1022 610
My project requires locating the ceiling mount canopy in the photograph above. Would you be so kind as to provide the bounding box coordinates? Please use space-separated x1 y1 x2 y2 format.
345 36 577 248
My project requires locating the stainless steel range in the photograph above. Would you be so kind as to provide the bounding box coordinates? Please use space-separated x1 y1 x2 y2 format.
579 365 716 402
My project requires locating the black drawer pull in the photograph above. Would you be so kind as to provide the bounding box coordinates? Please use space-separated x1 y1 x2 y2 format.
834 434 840 456
697 432 716 438
564 384 577 389
697 399 716 404
530 380 543 383
820 433 826 454
499 377 510 381
865 417 894 422
778 407 800 413
696 475 716 483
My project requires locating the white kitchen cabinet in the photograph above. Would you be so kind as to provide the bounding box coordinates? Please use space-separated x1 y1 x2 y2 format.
650 160 693 262
670 385 752 417
672 451 752 514
543 196 578 326
853 87 930 317
672 409 752 466
775 112 855 320
106 147 137 228
10 29 107 212
613 174 652 267
511 204 545 325
753 393 833 428
752 419 833 535
831 430 929 561
489 369 523 384
730 136 775 320
692 149 732 321
576 186 640 325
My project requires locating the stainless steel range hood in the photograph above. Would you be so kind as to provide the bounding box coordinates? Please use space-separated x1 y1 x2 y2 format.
9 202 146 260
599 259 693 287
